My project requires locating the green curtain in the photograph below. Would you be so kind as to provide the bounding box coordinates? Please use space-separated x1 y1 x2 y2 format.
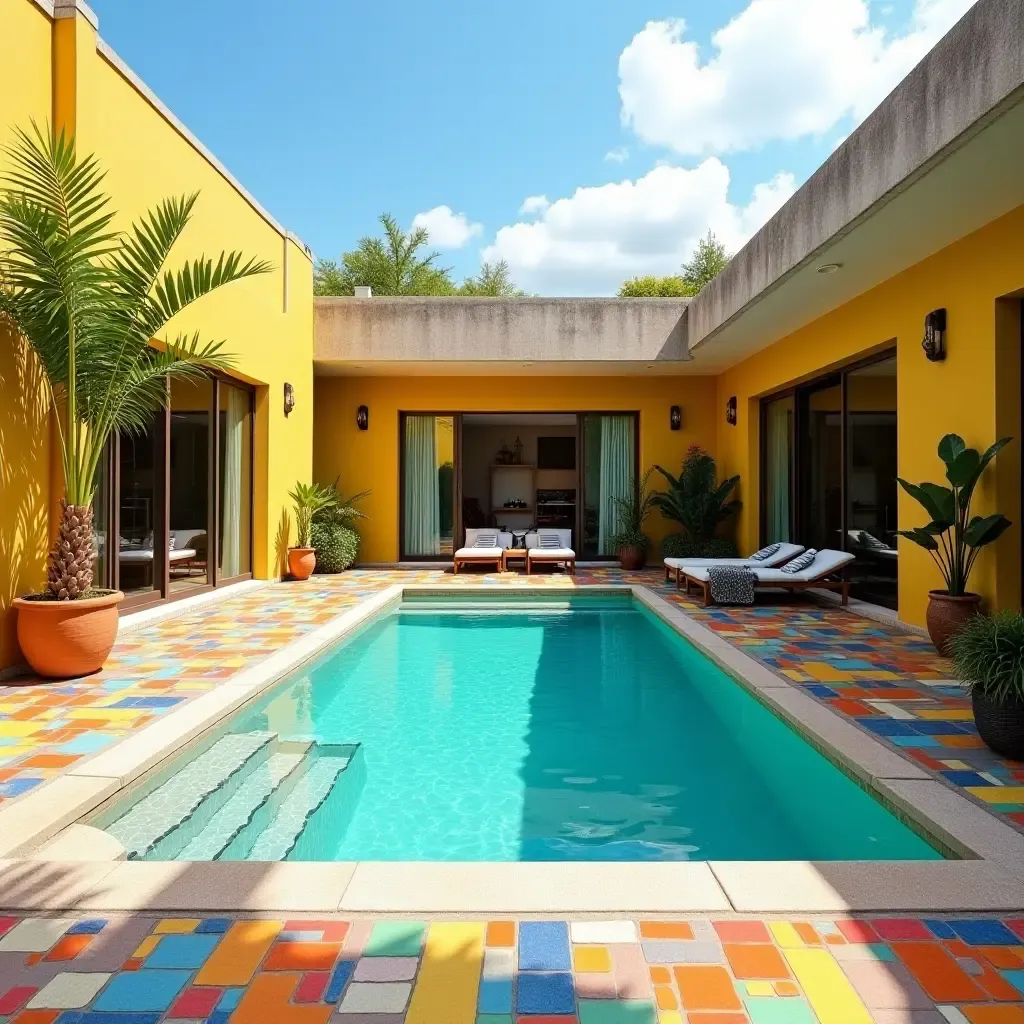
765 399 792 543
598 415 634 555
404 416 440 555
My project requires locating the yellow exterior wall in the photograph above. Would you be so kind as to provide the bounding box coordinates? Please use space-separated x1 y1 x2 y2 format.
314 375 719 563
716 203 1024 627
0 1 313 668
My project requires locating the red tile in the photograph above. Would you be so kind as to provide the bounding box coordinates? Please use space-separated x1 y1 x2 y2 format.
871 919 933 941
168 988 222 1018
0 917 18 938
1005 920 1024 941
713 920 770 943
294 972 329 1003
0 988 36 1015
893 941 987 1001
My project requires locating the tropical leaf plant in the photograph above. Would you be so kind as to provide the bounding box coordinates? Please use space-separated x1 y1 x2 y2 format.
289 482 338 548
949 610 1024 706
608 468 657 551
652 445 741 541
0 123 270 599
897 432 1012 596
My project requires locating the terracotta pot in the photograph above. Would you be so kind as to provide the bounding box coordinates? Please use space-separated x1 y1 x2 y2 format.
971 691 1024 761
287 546 316 581
618 545 647 570
13 590 123 679
926 590 982 656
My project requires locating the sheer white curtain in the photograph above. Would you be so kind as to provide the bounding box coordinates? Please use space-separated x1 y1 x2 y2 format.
220 385 248 577
765 398 792 544
404 415 440 555
597 415 635 555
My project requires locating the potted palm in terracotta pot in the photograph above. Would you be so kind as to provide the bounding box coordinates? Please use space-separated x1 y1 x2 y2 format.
1 125 267 678
287 483 337 580
609 469 656 570
950 611 1024 760
898 433 1012 655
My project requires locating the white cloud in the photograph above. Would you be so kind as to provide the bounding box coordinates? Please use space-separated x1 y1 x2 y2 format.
483 161 796 296
618 0 977 155
604 147 630 163
410 205 482 248
519 194 550 216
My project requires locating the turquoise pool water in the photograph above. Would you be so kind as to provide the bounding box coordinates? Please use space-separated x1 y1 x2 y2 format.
108 596 941 861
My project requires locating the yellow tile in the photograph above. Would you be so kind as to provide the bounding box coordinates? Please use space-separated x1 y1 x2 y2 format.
154 918 200 934
658 1014 684 1024
66 708 145 722
941 760 971 770
769 922 804 948
801 663 855 683
916 709 975 720
133 935 162 958
406 922 484 1024
194 920 282 986
0 722 42 738
967 786 1024 804
783 947 873 1024
573 946 612 972
746 981 775 996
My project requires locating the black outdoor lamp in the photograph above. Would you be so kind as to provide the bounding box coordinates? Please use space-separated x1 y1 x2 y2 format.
726 396 737 426
283 382 295 416
922 308 946 361
356 405 369 430
670 405 682 431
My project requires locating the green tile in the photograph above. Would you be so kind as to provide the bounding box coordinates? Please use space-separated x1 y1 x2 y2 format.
363 920 426 956
744 995 817 1024
476 1016 514 1024
578 1000 657 1024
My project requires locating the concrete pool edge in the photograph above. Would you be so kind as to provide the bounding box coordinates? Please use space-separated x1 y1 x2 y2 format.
2 581 1023 916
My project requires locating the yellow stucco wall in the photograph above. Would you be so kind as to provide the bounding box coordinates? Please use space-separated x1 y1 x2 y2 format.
716 203 1024 627
0 1 313 667
314 375 719 563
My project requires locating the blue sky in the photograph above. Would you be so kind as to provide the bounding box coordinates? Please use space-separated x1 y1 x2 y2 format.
90 0 974 294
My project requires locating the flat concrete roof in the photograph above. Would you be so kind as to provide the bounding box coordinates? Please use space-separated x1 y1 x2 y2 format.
315 296 690 374
686 0 1024 369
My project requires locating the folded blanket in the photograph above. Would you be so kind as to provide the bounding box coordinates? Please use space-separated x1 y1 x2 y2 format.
707 566 756 605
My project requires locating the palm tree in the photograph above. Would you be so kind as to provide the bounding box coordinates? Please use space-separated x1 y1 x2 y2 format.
0 123 270 599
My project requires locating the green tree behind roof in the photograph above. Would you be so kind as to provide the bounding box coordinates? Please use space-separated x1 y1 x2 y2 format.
617 275 693 297
681 231 730 293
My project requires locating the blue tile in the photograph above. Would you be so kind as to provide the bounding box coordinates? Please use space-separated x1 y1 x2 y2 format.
890 735 939 747
217 988 244 1011
1002 969 1024 996
196 917 233 934
805 685 839 698
67 918 107 935
516 972 574 1014
144 933 220 968
57 733 114 755
59 1015 162 1024
949 919 1020 945
518 921 570 971
324 959 354 1002
940 771 990 787
478 977 513 1013
923 919 957 939
93 970 189 1012
866 943 896 962
207 1013 232 1024
0 778 42 797
910 720 969 736
857 718 918 737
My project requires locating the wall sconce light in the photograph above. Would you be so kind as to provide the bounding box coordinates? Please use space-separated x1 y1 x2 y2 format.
283 382 295 416
670 405 682 431
726 397 737 426
356 405 369 431
922 308 946 361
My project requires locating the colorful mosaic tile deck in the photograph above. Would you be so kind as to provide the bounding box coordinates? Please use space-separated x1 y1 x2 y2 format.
1 913 1024 1022
2 567 1023 835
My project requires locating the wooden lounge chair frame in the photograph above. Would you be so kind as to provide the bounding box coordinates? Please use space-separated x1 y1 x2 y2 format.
680 567 851 607
453 552 503 574
526 552 576 575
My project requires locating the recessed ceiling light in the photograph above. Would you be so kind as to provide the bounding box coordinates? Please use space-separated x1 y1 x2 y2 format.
817 263 843 274
646 364 655 370
522 362 533 367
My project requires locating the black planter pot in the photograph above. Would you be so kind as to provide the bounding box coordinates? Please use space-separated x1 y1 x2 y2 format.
971 691 1024 761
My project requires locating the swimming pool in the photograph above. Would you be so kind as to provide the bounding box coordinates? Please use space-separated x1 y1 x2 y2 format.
95 594 940 862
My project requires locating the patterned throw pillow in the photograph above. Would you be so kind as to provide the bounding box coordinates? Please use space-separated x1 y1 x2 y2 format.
539 532 561 549
474 532 498 548
780 549 817 574
749 543 781 561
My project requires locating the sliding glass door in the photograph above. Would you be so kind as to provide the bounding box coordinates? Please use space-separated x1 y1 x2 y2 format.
581 413 638 558
762 395 794 544
798 376 843 553
400 414 456 559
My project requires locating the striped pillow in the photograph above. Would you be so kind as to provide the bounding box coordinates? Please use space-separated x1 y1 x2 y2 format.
780 549 817 574
750 543 781 561
539 532 561 549
473 532 498 548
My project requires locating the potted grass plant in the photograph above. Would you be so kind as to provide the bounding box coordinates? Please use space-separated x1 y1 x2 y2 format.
609 469 656 570
287 482 337 580
1 125 267 678
950 611 1024 759
897 433 1012 654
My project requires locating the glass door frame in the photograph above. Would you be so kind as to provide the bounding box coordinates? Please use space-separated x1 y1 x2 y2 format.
95 371 255 612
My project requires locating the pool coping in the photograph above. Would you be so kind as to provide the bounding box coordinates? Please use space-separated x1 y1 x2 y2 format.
2 581 1023 916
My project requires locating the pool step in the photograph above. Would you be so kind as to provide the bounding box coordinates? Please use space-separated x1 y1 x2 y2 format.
105 731 275 859
177 749 307 860
244 747 358 860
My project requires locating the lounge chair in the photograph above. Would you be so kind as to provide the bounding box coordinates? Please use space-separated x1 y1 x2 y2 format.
526 529 575 575
453 529 511 574
679 548 855 606
664 542 805 589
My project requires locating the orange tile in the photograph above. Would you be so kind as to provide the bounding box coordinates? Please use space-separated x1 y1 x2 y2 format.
650 966 672 985
25 953 41 966
937 734 987 748
961 1008 1024 1024
43 935 92 961
774 981 800 996
263 941 342 972
121 959 142 971
978 945 1024 968
674 966 743 1011
18 754 77 768
723 943 789 980
486 920 515 946
640 921 694 940
195 920 282 986
686 1014 748 1024
976 962 1024 1002
655 984 678 1009
893 941 986 1002
792 923 820 945
11 1012 60 1024
713 921 770 943
229 973 332 1024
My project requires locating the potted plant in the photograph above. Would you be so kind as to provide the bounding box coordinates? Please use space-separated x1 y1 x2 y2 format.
609 469 656 570
288 482 337 580
950 611 1024 759
310 481 369 573
898 433 1012 654
652 446 741 552
1 125 266 678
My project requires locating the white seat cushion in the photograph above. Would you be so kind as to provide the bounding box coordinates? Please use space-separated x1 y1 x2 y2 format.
664 543 804 571
527 547 575 560
685 549 853 585
455 546 503 559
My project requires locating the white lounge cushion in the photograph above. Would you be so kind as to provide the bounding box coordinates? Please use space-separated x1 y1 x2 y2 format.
118 547 197 563
464 529 513 550
527 547 575 560
685 549 854 584
665 542 804 571
454 546 503 559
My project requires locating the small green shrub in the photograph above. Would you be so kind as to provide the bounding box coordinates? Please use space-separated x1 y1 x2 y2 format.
950 611 1024 706
311 520 359 573
661 533 738 559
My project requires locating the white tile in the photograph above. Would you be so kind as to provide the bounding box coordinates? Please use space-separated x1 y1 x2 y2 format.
864 700 917 720
483 947 514 979
0 917 73 952
338 981 412 1013
352 957 419 982
569 920 638 944
27 972 110 1009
